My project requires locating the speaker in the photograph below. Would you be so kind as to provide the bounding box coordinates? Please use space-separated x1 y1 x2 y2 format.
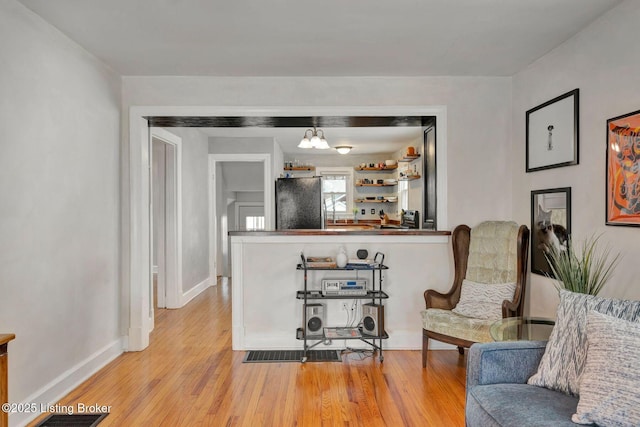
304 303 325 336
362 303 384 336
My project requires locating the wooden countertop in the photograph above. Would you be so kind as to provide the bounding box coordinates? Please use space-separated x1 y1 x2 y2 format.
0 334 15 346
229 229 451 236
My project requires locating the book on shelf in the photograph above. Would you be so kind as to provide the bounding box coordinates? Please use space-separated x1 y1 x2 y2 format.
305 256 337 268
324 327 361 338
345 258 379 268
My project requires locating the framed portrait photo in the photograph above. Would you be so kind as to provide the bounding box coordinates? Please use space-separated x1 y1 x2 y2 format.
526 89 579 172
606 108 640 226
531 187 571 276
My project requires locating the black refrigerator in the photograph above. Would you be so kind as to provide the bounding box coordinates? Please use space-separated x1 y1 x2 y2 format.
275 177 323 229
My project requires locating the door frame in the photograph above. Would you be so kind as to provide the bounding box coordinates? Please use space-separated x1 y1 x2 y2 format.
127 106 447 351
150 128 183 314
209 153 273 281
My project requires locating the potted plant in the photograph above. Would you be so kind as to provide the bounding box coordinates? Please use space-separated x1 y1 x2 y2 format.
544 234 621 296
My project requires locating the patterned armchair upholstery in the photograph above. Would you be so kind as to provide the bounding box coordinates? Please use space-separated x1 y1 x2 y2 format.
421 221 529 368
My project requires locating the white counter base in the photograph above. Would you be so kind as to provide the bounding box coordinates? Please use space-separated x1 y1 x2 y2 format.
231 233 457 351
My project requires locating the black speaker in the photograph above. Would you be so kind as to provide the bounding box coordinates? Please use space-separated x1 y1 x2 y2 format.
362 303 384 336
304 303 325 336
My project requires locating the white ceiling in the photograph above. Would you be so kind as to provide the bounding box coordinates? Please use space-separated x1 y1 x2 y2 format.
19 0 620 77
18 0 621 154
201 126 424 155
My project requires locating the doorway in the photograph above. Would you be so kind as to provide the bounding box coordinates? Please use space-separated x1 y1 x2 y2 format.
208 154 271 280
150 128 182 326
129 106 447 351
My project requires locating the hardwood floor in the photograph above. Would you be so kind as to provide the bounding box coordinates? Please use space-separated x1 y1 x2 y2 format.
30 279 467 426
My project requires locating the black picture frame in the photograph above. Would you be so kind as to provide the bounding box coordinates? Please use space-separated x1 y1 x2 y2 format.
526 89 579 172
531 187 572 276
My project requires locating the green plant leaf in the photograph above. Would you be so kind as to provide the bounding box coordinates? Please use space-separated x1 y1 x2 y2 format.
543 233 621 296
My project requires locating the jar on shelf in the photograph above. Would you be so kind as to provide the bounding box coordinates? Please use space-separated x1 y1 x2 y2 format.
336 247 348 268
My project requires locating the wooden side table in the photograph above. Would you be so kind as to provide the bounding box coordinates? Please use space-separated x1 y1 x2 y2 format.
1 334 15 427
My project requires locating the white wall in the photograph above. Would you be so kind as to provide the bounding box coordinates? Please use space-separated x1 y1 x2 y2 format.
165 128 210 293
511 0 640 318
123 76 514 228
236 192 264 202
219 162 264 193
209 136 281 188
0 1 121 424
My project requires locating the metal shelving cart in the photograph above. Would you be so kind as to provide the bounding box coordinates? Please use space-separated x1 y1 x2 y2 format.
296 252 389 363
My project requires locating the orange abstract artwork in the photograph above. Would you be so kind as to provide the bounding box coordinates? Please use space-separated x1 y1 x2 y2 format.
607 110 640 226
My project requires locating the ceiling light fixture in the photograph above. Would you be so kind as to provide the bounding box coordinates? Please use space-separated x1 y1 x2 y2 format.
335 145 352 154
298 127 330 149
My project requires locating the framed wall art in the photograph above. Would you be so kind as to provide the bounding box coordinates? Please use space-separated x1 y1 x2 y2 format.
531 187 571 276
526 89 579 172
606 109 640 226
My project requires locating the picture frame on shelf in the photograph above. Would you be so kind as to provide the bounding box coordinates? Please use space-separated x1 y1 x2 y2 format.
530 187 571 276
526 89 579 172
606 108 640 226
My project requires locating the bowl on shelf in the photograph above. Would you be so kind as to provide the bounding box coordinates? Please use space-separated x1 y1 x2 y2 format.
383 178 397 185
385 159 397 167
386 196 398 202
366 196 376 200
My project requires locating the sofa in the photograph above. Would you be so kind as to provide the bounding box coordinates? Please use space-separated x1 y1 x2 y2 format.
466 290 640 427
466 340 580 426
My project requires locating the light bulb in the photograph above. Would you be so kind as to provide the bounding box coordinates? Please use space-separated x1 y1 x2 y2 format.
298 137 312 149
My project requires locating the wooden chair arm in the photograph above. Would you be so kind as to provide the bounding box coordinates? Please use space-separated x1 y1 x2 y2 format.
424 289 456 310
424 224 470 311
501 224 530 318
502 299 519 318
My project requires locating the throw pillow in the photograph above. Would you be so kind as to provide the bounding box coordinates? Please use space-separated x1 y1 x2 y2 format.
451 279 516 320
572 311 640 426
527 289 640 396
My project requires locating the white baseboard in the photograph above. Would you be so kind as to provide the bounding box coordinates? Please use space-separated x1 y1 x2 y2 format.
11 338 124 427
127 326 148 351
181 276 211 307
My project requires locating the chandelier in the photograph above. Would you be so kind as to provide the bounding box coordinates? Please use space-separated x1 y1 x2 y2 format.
298 127 330 149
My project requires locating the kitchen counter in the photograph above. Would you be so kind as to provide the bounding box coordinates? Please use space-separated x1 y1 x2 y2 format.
229 229 454 352
229 228 450 236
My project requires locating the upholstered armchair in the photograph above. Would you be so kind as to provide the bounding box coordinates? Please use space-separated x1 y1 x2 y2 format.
421 221 529 368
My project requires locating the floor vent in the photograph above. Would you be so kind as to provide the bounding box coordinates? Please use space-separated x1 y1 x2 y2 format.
243 349 341 363
36 413 108 427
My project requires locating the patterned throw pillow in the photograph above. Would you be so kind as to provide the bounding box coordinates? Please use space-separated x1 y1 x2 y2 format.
572 311 640 426
451 279 516 320
527 289 640 396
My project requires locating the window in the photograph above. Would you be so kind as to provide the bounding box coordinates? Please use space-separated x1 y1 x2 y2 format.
398 180 409 212
245 216 265 230
317 167 353 218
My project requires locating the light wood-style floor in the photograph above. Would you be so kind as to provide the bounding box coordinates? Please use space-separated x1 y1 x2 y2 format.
30 279 467 426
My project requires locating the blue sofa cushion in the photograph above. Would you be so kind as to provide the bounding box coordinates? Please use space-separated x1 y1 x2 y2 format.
467 383 585 427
